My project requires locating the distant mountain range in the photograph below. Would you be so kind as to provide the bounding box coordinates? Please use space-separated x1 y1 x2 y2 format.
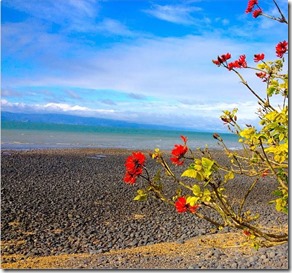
1 111 182 131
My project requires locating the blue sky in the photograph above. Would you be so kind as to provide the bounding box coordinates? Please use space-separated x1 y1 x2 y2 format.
1 0 288 131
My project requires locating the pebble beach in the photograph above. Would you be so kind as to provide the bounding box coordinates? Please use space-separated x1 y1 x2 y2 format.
1 148 288 269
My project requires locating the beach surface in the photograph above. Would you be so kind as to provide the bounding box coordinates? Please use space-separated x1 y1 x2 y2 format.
1 148 288 269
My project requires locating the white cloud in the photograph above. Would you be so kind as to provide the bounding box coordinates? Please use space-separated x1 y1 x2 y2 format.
2 0 287 131
12 34 271 102
3 22 286 131
43 103 89 112
5 30 285 116
1 97 263 132
215 18 230 26
1 99 115 117
144 4 201 25
96 18 134 36
4 0 99 32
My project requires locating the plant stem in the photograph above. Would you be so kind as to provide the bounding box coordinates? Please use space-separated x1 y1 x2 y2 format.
272 0 288 23
194 212 223 228
239 177 259 216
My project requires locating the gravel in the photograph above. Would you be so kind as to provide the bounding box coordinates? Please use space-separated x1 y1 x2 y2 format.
1 149 288 269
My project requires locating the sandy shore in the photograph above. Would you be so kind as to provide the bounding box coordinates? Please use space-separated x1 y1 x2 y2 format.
1 148 288 269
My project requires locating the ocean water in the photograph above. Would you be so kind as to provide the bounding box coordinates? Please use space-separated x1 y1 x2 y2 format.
1 121 242 151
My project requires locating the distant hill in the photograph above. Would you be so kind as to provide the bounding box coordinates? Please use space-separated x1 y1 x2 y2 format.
1 111 180 131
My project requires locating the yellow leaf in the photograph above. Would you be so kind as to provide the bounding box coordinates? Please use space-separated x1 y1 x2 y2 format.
181 169 197 178
192 184 201 196
202 189 211 202
195 164 202 171
201 157 214 170
186 196 199 206
134 190 147 201
224 171 234 182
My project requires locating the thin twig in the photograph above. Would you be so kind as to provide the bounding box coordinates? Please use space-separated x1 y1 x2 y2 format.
239 177 259 216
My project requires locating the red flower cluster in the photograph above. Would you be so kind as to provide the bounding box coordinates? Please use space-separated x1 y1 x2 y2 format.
245 0 258 13
256 72 268 82
175 196 200 213
227 55 247 70
253 9 262 18
276 41 288 58
124 152 146 184
253 53 265 62
212 53 231 66
246 0 262 18
170 136 188 165
213 53 247 71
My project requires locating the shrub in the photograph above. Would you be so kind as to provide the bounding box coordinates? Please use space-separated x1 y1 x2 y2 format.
123 0 288 248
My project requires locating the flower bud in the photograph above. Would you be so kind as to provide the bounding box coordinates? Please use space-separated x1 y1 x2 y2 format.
213 133 220 140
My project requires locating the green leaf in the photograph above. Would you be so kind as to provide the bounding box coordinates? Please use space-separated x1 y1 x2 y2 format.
267 86 275 97
252 242 260 251
282 207 288 214
279 133 285 141
153 170 161 183
272 189 283 197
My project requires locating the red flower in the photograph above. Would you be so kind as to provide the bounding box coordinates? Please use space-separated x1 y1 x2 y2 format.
124 152 146 184
227 55 247 70
212 53 231 66
189 204 200 214
238 55 247 68
256 72 268 82
175 196 200 213
125 152 145 171
227 62 236 70
175 196 188 213
253 53 265 62
212 59 221 66
171 144 188 165
276 41 288 58
245 0 258 13
220 53 231 62
124 172 138 184
180 135 188 145
253 8 262 18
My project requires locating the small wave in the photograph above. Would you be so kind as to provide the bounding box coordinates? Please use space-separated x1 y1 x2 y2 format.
87 155 107 160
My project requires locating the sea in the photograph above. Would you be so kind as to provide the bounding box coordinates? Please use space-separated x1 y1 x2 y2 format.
1 121 242 151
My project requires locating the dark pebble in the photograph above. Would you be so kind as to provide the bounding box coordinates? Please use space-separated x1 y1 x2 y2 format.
1 150 288 269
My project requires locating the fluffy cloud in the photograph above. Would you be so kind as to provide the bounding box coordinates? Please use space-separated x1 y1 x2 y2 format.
2 0 287 131
143 4 201 25
1 97 261 132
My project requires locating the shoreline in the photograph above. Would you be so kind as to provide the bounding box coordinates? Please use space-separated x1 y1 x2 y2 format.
1 127 243 152
1 145 242 155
